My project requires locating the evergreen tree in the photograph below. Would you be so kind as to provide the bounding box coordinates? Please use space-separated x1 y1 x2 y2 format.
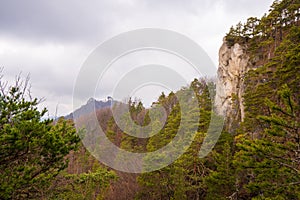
235 85 300 199
204 133 236 200
0 75 80 199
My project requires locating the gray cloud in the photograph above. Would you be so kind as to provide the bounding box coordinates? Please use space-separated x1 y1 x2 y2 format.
0 0 274 115
0 0 273 43
220 0 273 16
0 0 116 44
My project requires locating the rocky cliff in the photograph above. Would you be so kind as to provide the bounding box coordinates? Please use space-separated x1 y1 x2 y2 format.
215 38 253 130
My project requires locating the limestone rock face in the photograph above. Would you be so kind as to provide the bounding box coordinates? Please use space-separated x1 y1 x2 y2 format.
215 39 253 129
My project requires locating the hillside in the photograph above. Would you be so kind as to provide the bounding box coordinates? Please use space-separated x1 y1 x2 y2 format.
66 0 300 199
0 0 299 199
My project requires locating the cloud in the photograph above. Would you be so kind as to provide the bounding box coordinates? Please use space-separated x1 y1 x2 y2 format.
0 0 122 44
0 0 274 44
0 0 274 115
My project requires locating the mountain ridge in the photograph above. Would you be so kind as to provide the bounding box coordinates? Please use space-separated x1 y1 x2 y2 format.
64 97 115 120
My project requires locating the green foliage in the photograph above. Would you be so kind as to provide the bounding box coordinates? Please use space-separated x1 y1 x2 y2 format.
0 75 80 199
119 99 149 153
233 6 300 198
225 0 299 52
48 162 117 200
242 14 300 135
204 133 236 200
137 78 216 199
235 85 300 199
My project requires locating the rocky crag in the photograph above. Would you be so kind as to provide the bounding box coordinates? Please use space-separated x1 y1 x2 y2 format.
215 39 254 131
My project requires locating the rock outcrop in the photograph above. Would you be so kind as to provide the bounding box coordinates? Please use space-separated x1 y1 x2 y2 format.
215 38 253 130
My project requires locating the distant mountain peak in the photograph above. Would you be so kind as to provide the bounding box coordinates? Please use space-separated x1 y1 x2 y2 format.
64 98 115 120
87 97 96 104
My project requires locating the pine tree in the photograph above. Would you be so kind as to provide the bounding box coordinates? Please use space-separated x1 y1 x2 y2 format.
0 74 80 199
235 85 300 199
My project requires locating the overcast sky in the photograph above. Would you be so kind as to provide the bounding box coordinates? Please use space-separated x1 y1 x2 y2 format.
0 0 274 116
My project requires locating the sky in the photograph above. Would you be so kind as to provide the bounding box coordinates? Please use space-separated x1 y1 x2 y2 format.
0 0 274 116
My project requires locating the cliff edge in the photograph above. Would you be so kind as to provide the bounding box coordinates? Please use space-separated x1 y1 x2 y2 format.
215 39 253 130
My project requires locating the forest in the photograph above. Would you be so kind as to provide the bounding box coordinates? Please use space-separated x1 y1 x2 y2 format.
0 0 299 199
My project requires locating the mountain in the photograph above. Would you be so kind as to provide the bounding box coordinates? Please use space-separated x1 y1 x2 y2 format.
64 97 115 120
